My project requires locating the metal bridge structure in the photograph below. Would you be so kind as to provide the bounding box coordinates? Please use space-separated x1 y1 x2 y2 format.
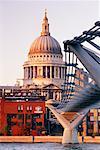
46 21 100 144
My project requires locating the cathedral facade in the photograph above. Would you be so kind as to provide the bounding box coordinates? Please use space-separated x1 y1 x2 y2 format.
23 11 65 101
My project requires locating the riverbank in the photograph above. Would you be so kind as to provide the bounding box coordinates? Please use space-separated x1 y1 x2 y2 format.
0 136 100 143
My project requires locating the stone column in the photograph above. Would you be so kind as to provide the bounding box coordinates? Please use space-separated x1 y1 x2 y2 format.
30 66 33 79
24 67 25 79
41 66 43 77
61 67 63 79
30 66 32 79
58 66 60 79
33 66 35 78
26 67 28 79
27 67 30 79
54 66 56 78
64 67 66 80
29 66 31 79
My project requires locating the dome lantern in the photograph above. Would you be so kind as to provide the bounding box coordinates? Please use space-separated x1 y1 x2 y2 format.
41 9 50 36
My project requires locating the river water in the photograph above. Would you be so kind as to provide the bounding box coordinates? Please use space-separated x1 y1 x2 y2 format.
0 143 100 150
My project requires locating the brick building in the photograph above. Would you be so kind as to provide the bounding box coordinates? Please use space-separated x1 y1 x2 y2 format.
0 89 46 136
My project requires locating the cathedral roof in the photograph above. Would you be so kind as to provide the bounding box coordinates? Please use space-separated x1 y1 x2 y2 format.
28 10 62 55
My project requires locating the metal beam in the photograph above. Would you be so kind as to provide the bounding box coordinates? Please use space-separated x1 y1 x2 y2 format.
68 44 100 87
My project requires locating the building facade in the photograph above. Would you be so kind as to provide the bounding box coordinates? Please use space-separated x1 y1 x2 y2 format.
0 90 46 136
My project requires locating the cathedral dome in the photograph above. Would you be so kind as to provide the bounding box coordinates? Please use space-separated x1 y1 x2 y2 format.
29 35 62 55
28 11 62 55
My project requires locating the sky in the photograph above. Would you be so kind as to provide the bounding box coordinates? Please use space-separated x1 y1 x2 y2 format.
0 0 100 85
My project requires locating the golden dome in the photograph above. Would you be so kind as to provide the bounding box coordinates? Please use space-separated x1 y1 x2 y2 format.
28 10 62 55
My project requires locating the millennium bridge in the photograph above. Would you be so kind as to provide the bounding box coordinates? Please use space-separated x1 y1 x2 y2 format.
46 21 100 144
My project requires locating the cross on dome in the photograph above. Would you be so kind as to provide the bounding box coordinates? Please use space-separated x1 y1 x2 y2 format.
45 9 47 18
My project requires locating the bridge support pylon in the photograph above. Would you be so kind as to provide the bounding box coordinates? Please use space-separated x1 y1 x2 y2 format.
46 104 87 144
62 127 78 144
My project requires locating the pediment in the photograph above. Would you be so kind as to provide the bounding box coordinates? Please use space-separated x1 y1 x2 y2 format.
43 84 60 90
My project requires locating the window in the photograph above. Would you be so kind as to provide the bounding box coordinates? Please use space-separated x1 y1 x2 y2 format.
90 116 94 121
26 114 31 120
30 106 32 111
18 114 23 120
26 122 31 126
12 114 17 118
26 106 32 111
33 114 41 118
36 122 42 126
0 89 2 97
18 105 23 111
28 93 31 96
22 92 26 96
18 122 23 126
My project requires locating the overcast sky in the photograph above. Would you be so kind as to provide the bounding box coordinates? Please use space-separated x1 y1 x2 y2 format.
0 0 99 85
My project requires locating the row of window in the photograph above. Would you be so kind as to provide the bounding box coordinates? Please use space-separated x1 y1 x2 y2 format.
88 112 100 116
13 121 42 127
29 55 62 59
8 114 42 120
18 105 32 111
17 105 42 112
